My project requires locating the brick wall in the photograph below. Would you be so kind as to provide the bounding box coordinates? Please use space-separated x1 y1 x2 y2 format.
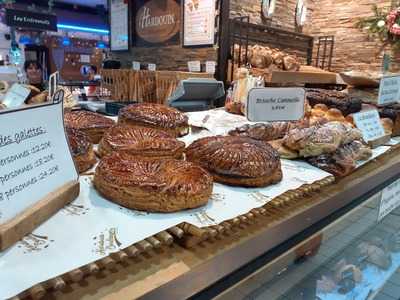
304 0 398 73
230 0 298 30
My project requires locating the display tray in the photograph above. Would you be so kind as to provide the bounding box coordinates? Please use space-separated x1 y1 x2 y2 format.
6 145 400 300
3 108 400 300
270 66 339 85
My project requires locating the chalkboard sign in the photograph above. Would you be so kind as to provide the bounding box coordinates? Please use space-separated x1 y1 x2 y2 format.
134 0 181 47
6 9 57 32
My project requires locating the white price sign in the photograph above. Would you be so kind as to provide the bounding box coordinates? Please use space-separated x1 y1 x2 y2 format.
378 179 400 222
188 61 201 72
132 61 141 71
2 84 30 108
353 110 385 142
378 75 400 105
246 88 305 122
206 61 216 74
148 64 156 71
0 98 78 225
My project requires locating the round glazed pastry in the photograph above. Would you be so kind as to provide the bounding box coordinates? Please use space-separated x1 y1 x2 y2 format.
118 103 189 137
186 136 282 187
93 152 213 212
66 128 96 173
98 125 185 158
64 110 115 143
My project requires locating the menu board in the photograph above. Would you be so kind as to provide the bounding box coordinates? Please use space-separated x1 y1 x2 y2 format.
184 0 215 46
110 0 129 51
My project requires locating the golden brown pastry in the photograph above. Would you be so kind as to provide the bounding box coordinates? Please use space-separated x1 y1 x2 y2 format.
93 152 213 212
64 110 115 144
283 125 343 157
118 103 189 137
326 108 346 122
381 118 394 135
186 136 282 187
268 139 299 159
66 128 96 173
98 125 185 159
26 91 48 105
229 119 310 142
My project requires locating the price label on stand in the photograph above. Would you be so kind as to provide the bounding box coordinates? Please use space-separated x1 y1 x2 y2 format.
206 61 216 74
132 61 141 71
148 64 156 71
353 110 385 142
2 84 30 108
246 87 305 122
378 179 400 222
378 75 400 105
188 61 201 72
0 90 79 251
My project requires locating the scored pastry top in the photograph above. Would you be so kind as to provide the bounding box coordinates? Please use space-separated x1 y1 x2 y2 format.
186 136 281 178
66 128 92 156
65 110 115 130
98 125 185 157
118 103 188 129
95 152 213 195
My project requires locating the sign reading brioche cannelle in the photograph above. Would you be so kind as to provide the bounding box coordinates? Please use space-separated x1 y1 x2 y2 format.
0 91 79 251
246 87 306 122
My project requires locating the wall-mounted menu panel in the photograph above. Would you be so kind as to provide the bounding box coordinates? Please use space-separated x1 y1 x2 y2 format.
183 0 215 46
110 0 129 51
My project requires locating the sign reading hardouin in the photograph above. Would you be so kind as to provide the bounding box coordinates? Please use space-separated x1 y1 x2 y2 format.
134 0 181 47
6 9 57 32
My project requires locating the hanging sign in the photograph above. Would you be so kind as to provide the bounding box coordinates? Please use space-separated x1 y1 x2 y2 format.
378 179 400 222
0 90 79 251
246 87 305 122
5 9 57 32
184 0 215 46
132 61 141 71
378 75 400 105
188 61 201 72
206 61 216 74
134 0 181 47
353 110 385 142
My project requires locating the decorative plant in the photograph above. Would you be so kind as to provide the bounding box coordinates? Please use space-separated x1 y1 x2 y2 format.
356 5 400 51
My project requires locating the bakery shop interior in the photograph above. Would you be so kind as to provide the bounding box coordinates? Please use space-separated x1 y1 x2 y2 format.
1 0 400 299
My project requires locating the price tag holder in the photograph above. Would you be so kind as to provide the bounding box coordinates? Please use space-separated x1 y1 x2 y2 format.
48 71 59 100
206 61 216 74
148 63 156 71
378 75 400 105
378 179 400 222
0 90 79 251
246 87 305 122
188 61 201 72
353 110 385 142
132 61 141 71
2 83 30 108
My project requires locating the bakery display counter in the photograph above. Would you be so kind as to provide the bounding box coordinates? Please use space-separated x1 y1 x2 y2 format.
37 145 400 300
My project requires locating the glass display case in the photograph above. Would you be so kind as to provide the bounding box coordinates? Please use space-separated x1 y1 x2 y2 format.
216 181 400 300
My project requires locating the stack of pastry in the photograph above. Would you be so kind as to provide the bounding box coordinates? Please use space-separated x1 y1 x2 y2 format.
98 125 185 159
279 122 371 177
186 136 282 187
66 128 96 173
306 89 362 116
310 104 350 126
64 110 115 143
93 152 213 212
118 103 189 137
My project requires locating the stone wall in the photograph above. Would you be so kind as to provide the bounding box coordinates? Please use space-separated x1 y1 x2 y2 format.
304 0 398 73
230 0 298 30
